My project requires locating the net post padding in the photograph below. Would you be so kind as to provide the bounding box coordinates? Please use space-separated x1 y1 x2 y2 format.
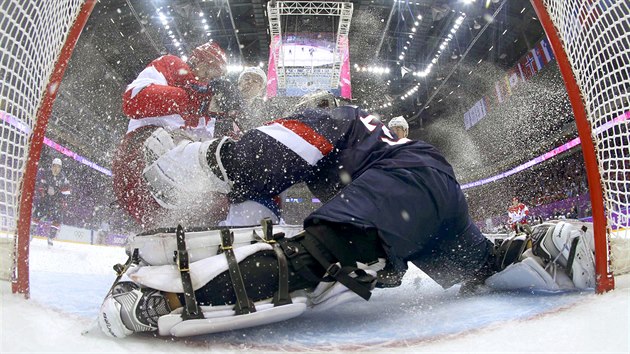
530 0 614 293
11 0 98 298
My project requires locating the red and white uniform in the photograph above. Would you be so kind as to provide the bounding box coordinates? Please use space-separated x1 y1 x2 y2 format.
122 54 216 135
507 202 530 230
112 55 219 226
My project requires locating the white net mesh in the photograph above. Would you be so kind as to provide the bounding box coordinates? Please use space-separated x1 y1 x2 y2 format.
0 0 86 281
541 0 630 274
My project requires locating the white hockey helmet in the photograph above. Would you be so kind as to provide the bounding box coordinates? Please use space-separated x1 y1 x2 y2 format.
98 282 170 338
52 158 62 166
238 66 267 85
295 90 339 110
238 67 267 99
388 116 409 131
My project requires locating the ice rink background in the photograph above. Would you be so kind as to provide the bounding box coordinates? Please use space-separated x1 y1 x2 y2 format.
1 237 628 353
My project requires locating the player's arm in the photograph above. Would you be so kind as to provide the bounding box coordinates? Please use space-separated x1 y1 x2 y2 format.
122 84 204 122
122 57 210 124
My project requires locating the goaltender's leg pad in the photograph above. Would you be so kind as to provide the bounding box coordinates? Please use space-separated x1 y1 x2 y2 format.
484 254 573 292
158 295 308 337
127 224 303 266
127 242 273 293
531 221 596 289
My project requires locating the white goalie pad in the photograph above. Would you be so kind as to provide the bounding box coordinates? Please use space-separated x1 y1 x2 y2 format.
533 220 596 290
570 234 596 289
158 295 308 337
486 219 596 292
127 242 273 293
485 254 574 292
127 224 303 266
156 270 378 337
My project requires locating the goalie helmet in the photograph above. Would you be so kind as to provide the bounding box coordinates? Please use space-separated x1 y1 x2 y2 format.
295 90 339 110
238 66 267 86
98 282 171 338
238 67 267 99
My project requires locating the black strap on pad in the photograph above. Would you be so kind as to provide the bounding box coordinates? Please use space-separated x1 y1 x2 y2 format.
107 248 139 296
261 218 292 306
220 228 256 315
299 236 374 301
565 236 581 278
175 225 204 320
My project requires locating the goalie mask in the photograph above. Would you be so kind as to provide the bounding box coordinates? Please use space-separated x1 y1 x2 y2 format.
295 90 339 111
98 282 171 338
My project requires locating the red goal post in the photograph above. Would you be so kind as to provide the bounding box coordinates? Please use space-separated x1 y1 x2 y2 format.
0 0 97 297
531 0 629 293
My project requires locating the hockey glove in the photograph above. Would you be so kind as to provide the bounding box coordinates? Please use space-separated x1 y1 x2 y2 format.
143 128 176 166
142 137 232 209
208 79 245 112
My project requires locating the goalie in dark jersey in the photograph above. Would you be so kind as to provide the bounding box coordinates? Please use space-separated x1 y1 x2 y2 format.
98 105 595 338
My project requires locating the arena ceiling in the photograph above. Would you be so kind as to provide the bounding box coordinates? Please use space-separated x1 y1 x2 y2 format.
49 0 545 167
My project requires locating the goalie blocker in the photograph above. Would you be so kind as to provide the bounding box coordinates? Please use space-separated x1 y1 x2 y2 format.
98 220 385 338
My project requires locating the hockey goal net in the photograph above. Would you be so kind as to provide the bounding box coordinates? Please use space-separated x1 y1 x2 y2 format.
0 0 96 296
531 0 630 292
0 0 628 296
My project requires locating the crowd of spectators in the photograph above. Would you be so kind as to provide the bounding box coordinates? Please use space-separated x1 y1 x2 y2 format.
464 149 590 233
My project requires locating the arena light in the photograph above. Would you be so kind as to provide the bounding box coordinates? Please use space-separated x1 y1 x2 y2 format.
355 65 391 75
413 13 466 77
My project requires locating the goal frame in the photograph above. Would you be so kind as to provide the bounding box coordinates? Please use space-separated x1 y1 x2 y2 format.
10 0 97 298
530 0 616 293
4 0 623 297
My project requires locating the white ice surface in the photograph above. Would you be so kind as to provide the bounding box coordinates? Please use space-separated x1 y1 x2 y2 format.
1 237 628 353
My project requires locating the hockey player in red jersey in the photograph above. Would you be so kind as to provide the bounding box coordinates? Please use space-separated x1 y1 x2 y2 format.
507 197 532 234
112 41 241 228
